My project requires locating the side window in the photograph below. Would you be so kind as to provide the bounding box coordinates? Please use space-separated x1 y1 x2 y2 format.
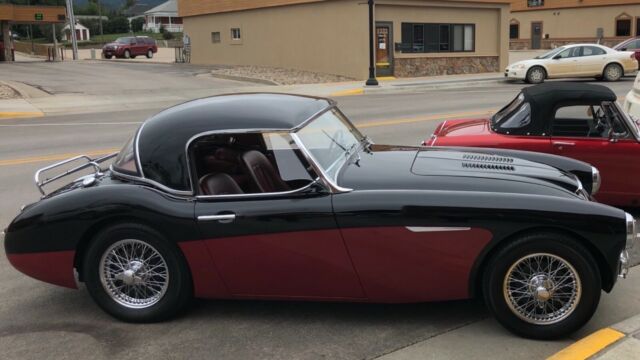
553 105 609 138
629 40 640 50
499 102 531 129
557 48 573 59
582 46 605 56
190 132 314 196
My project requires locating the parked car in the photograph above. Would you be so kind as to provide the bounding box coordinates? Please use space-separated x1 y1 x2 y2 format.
102 36 157 59
423 82 640 207
623 72 640 117
4 93 633 339
614 37 640 68
505 44 637 83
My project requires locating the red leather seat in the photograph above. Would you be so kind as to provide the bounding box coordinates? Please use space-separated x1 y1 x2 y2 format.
240 150 291 193
199 173 244 195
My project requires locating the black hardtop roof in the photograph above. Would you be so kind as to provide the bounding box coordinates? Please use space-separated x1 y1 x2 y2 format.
136 93 333 192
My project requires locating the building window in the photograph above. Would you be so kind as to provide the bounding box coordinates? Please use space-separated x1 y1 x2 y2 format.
527 0 544 7
636 18 640 36
211 32 221 43
231 28 241 40
510 24 519 39
400 23 475 53
616 19 631 37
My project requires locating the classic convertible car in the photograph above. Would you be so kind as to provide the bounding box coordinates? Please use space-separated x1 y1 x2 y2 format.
424 83 640 207
4 93 634 339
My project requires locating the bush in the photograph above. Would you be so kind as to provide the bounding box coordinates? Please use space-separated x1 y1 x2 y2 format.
131 18 144 33
162 30 174 40
104 16 130 34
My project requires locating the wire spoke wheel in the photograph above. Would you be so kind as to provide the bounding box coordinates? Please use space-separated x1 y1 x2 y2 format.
99 239 169 309
503 253 581 325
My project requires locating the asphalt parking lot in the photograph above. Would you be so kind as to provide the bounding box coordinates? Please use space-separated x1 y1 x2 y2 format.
1 60 640 359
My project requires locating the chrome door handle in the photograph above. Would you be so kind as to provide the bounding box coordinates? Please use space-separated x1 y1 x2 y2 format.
198 214 236 223
553 141 575 146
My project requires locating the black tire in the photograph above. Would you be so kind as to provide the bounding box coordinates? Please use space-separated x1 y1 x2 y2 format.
83 223 192 323
526 66 546 84
146 50 153 59
482 232 601 339
105 55 112 59
603 63 623 82
124 49 131 59
131 55 137 59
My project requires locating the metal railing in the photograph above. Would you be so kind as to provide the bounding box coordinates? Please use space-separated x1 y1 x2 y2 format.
34 152 118 197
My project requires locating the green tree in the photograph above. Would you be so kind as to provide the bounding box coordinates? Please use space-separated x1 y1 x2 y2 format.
131 17 144 33
104 16 130 34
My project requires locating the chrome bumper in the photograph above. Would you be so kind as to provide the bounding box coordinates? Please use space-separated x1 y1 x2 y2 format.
619 250 630 279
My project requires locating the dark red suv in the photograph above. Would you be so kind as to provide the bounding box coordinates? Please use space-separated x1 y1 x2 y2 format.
102 36 158 59
614 38 640 68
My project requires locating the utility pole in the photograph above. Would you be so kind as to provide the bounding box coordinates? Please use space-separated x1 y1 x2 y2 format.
365 0 378 86
65 0 79 60
52 23 58 61
27 0 34 54
97 0 104 42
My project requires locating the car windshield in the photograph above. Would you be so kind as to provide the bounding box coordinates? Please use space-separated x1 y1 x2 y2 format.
535 47 566 59
295 110 364 182
115 38 129 44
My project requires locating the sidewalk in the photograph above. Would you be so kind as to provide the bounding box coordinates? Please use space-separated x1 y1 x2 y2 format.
549 314 640 360
0 72 511 119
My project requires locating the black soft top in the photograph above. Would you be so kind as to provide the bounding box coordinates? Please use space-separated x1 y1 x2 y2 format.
134 93 333 192
497 83 617 136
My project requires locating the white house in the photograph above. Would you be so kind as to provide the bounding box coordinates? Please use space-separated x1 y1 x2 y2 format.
62 22 90 41
144 0 183 33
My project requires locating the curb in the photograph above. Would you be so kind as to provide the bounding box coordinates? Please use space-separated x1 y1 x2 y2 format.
364 78 508 95
209 72 280 86
548 314 640 360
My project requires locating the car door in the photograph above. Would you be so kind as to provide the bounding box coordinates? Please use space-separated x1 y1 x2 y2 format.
551 104 640 206
577 46 607 76
193 131 364 299
546 47 580 77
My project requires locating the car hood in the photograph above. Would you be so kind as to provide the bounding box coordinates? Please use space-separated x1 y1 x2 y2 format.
103 42 120 48
338 145 583 199
508 59 544 68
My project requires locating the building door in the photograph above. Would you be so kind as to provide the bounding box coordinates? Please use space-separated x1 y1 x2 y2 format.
376 22 393 77
531 22 543 49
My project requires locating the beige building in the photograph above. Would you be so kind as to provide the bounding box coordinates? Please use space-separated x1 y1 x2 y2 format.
509 0 640 50
178 0 511 79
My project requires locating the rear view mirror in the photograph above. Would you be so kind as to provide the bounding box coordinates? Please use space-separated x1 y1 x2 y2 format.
553 54 562 60
620 47 628 51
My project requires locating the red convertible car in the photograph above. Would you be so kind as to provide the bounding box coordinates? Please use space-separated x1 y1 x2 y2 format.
423 83 640 207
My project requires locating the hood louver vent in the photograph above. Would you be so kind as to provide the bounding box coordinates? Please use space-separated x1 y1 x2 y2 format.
462 162 516 171
462 154 514 163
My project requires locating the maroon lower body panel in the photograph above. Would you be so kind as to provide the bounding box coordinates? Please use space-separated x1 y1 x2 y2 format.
178 241 230 299
202 229 365 299
341 227 492 302
7 250 77 289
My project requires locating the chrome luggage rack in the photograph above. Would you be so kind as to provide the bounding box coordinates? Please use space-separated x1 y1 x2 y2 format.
34 152 118 197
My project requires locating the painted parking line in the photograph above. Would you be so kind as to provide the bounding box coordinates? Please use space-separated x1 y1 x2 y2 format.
547 328 625 360
0 148 119 167
0 111 45 119
330 88 365 97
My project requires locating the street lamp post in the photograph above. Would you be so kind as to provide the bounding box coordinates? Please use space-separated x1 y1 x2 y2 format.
365 0 379 86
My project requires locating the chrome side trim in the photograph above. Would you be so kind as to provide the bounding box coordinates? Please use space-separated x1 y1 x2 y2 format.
406 227 472 233
134 121 147 178
110 166 193 197
196 179 320 200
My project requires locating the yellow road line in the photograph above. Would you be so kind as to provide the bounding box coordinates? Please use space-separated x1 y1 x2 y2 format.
330 88 365 97
0 111 44 119
0 148 119 167
547 328 625 360
358 109 495 128
377 76 397 81
0 109 494 167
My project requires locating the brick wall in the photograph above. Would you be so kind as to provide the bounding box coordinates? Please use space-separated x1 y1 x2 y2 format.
394 56 499 77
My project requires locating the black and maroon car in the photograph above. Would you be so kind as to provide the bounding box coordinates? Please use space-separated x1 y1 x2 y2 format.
102 36 157 59
3 93 634 339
